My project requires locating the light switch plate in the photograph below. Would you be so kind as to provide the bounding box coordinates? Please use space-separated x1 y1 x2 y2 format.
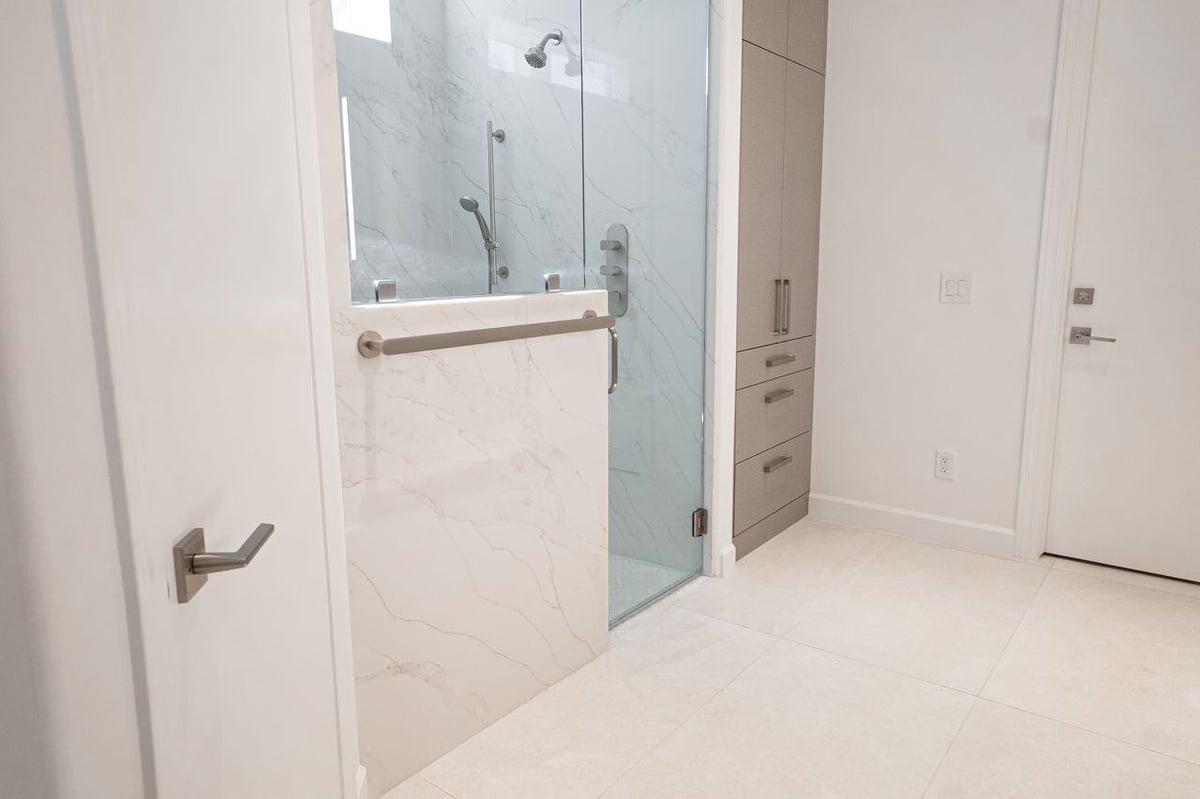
940 273 973 304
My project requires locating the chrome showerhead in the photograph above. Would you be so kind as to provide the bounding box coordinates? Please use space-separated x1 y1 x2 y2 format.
458 196 479 212
525 29 563 69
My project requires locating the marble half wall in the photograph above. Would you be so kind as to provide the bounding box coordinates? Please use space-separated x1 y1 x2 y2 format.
330 291 610 796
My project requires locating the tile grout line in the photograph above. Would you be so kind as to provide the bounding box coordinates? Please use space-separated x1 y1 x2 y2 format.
594 637 789 798
917 697 979 799
979 695 1200 771
977 563 1053 693
916 569 1051 798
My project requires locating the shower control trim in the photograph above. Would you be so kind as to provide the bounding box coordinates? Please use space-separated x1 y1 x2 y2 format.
601 223 629 317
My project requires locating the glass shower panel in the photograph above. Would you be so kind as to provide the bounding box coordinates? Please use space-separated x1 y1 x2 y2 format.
332 0 585 302
582 1 710 623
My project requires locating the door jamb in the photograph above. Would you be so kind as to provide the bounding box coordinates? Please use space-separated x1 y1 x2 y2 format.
1013 0 1100 560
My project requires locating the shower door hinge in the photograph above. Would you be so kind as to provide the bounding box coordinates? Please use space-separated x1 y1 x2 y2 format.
692 507 709 538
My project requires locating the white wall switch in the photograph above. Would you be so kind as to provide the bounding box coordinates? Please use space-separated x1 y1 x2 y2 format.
940 273 972 304
935 449 956 481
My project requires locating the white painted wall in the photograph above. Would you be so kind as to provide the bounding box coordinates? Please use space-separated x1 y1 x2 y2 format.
811 0 1064 553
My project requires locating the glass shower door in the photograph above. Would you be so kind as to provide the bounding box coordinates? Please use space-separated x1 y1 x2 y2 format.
582 1 710 624
333 0 585 302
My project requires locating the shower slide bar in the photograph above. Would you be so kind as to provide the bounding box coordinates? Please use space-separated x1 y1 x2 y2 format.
357 311 619 394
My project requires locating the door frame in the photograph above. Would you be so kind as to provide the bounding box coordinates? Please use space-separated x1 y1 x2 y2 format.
1014 0 1100 560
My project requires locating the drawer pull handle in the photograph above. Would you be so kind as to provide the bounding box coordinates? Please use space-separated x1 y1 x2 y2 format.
764 388 795 404
766 354 796 367
763 455 793 474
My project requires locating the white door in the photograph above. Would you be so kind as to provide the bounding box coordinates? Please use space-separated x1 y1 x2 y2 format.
63 2 353 796
1047 0 1200 582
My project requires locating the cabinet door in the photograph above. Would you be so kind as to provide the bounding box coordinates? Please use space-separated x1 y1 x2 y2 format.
779 62 824 342
788 0 828 73
743 0 789 55
737 44 787 351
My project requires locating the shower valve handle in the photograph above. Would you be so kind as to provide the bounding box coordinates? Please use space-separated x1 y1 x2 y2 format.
600 264 623 276
600 239 624 251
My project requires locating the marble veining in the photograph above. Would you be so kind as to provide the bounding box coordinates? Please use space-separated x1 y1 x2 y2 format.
330 292 609 797
335 0 586 302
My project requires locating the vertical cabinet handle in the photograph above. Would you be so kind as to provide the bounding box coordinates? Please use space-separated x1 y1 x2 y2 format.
773 279 783 335
781 279 791 335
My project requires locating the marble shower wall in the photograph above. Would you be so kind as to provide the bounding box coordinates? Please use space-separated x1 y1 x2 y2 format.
335 0 585 302
331 292 610 797
582 0 711 573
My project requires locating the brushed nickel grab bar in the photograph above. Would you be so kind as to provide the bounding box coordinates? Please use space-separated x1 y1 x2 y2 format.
357 311 618 392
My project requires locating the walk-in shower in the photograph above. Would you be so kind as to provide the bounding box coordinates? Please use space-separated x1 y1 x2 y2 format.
332 0 710 622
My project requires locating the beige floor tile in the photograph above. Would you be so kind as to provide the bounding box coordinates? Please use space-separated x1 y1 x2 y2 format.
1048 555 1200 600
982 570 1200 764
672 519 887 635
602 640 973 798
925 700 1200 798
416 605 774 799
382 777 455 799
784 536 1047 692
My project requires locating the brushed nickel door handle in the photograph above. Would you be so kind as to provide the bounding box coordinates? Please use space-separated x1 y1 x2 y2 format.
173 523 275 603
1070 326 1117 345
764 388 795 404
763 455 793 474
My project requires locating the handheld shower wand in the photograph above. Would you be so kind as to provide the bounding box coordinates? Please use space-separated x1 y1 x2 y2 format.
458 196 495 249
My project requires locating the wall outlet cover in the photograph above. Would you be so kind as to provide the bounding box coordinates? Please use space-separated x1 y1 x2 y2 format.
935 449 957 481
940 273 972 304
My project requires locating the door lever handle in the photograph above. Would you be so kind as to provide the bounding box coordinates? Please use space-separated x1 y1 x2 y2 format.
1070 326 1117 345
173 523 275 603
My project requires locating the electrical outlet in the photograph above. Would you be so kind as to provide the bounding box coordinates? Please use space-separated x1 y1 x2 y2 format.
935 450 956 481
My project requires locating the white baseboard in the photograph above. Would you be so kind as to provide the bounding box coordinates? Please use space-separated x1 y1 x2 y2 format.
809 494 1017 559
356 765 367 799
715 543 737 577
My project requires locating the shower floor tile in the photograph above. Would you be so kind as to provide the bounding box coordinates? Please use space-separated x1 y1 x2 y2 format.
608 553 694 624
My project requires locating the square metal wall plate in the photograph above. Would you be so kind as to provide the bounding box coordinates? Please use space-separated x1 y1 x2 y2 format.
173 527 208 603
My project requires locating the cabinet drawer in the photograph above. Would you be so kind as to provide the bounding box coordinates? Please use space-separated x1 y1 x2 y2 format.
735 370 814 463
735 493 809 560
734 434 812 534
736 337 815 389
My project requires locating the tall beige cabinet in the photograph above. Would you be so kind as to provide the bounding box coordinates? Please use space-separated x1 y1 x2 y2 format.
733 0 827 556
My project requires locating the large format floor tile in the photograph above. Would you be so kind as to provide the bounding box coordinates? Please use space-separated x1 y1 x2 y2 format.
982 569 1200 764
672 519 887 635
381 778 453 799
925 700 1200 798
602 640 974 798
410 606 774 799
784 536 1047 692
1048 555 1200 600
